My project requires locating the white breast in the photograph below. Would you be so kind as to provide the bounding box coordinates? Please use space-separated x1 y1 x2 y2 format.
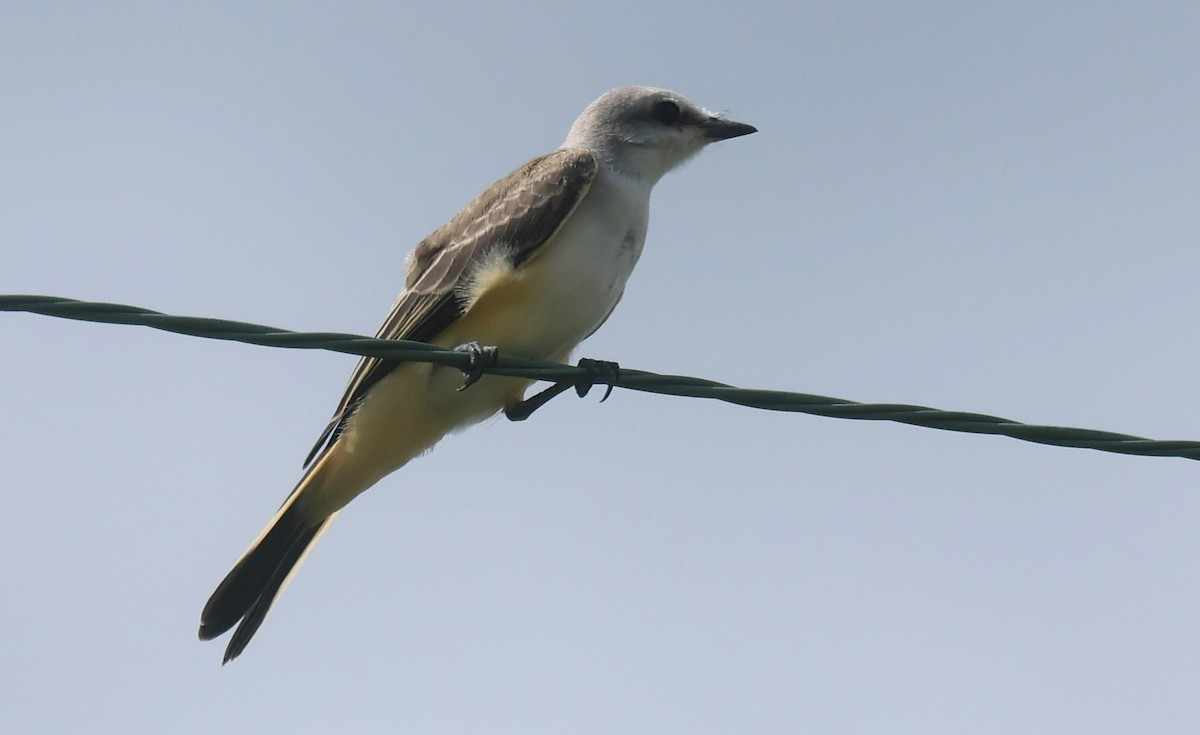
449 167 652 363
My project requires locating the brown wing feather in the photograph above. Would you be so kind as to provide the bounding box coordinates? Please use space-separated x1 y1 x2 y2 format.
303 148 597 467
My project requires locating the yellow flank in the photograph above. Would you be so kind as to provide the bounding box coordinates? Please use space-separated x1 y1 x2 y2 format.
294 242 575 521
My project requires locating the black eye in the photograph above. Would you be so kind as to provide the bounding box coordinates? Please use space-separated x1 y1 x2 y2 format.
652 99 681 126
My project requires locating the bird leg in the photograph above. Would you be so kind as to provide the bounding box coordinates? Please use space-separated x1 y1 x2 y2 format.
504 358 620 422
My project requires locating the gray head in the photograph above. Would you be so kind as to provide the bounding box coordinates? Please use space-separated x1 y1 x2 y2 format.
562 86 756 183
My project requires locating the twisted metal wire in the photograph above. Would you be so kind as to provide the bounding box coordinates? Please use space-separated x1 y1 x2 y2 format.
4 294 1198 461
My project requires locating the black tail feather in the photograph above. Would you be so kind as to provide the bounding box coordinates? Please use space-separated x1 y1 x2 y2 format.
199 504 327 662
221 523 325 663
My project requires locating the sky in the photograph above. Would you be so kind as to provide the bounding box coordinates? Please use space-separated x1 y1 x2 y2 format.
2 2 1199 733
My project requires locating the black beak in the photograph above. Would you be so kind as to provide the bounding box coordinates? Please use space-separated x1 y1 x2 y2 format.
697 116 758 141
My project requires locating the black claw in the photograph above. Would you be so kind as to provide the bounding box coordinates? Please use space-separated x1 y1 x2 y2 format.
575 358 620 402
454 341 499 391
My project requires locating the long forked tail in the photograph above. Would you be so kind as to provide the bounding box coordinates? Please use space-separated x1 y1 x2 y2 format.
199 464 340 663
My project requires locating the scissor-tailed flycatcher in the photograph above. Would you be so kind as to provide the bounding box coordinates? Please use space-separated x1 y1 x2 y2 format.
199 86 756 662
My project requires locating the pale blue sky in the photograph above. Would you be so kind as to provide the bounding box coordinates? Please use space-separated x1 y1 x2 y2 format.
3 2 1199 733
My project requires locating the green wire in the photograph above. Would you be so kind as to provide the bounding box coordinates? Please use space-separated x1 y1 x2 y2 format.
4 294 1198 462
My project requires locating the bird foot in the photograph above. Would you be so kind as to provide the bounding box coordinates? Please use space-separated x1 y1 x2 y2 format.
454 341 499 391
574 358 620 402
503 357 620 421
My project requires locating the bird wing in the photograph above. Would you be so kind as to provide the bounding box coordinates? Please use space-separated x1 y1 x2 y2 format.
303 148 597 467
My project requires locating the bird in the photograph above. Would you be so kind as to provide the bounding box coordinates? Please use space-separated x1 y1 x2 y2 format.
198 85 756 662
